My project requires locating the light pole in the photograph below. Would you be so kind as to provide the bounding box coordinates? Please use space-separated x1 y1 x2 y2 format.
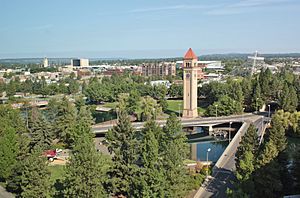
268 104 271 118
229 122 232 143
206 148 211 177
261 117 264 133
116 107 119 120
256 98 259 113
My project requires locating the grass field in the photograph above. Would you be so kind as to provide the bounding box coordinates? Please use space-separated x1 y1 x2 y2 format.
166 100 207 116
48 165 65 184
102 102 117 109
167 100 182 113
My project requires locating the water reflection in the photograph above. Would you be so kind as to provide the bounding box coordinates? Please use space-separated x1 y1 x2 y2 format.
188 126 229 162
190 141 228 162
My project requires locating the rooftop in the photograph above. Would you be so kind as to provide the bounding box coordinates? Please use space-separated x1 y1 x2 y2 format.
184 48 198 60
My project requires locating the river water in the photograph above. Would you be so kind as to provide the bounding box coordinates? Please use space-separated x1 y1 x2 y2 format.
188 127 229 162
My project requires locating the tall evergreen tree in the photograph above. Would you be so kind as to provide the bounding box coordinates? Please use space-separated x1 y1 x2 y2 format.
280 83 298 112
55 97 77 147
47 97 60 122
161 114 189 197
292 148 300 193
251 82 263 111
234 124 258 194
253 160 283 198
28 108 53 149
257 140 279 167
64 107 108 198
20 147 51 198
6 135 31 194
75 95 86 111
0 123 18 181
106 111 139 197
259 68 272 100
64 134 107 198
135 120 165 197
236 150 255 182
241 77 252 109
0 105 22 181
268 114 287 153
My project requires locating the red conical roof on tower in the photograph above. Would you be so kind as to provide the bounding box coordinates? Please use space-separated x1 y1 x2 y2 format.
184 48 198 59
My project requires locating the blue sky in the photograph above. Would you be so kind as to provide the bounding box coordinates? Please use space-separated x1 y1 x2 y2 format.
1 0 300 58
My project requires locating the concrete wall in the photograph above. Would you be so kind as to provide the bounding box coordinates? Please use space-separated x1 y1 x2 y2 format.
213 122 249 171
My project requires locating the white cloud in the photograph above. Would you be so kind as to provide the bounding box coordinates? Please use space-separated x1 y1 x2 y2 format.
129 4 216 13
205 0 299 16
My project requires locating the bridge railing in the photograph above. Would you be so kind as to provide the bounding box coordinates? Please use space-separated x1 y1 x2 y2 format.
213 122 249 171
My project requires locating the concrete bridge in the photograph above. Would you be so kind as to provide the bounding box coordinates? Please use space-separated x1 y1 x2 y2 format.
92 113 262 134
194 115 269 198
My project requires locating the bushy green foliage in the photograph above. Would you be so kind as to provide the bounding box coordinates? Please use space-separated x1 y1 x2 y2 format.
54 97 77 147
106 111 139 197
206 95 243 116
20 147 52 198
107 111 191 197
64 132 108 198
28 108 53 149
0 123 18 180
0 105 23 181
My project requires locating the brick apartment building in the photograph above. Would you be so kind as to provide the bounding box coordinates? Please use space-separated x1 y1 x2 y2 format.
141 62 176 77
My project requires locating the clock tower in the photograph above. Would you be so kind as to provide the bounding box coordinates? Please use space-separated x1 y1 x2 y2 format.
182 48 198 118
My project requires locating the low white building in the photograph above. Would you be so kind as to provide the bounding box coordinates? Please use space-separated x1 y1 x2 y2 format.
149 80 171 88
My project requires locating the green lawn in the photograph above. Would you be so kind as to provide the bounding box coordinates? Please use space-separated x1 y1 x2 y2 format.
102 102 117 109
167 100 182 113
48 165 65 184
166 100 207 116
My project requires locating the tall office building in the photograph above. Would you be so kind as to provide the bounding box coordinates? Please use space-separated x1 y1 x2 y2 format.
71 58 89 67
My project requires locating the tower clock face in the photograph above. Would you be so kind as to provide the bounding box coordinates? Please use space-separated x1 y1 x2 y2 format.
186 73 190 78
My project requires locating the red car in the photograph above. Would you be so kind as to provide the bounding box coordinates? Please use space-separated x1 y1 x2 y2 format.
43 149 62 162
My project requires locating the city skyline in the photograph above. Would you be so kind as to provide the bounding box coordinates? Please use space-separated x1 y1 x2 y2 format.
1 0 300 58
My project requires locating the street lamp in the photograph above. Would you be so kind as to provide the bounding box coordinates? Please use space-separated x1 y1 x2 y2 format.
268 104 271 118
206 148 211 177
116 107 119 120
256 98 259 113
229 122 232 143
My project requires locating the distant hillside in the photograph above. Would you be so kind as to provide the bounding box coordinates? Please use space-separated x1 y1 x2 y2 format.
0 53 299 66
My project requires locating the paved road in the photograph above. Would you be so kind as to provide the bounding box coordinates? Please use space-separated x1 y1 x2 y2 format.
92 114 261 134
194 115 266 198
0 186 14 198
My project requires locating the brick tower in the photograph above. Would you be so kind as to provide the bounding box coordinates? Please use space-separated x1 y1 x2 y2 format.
182 48 198 118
